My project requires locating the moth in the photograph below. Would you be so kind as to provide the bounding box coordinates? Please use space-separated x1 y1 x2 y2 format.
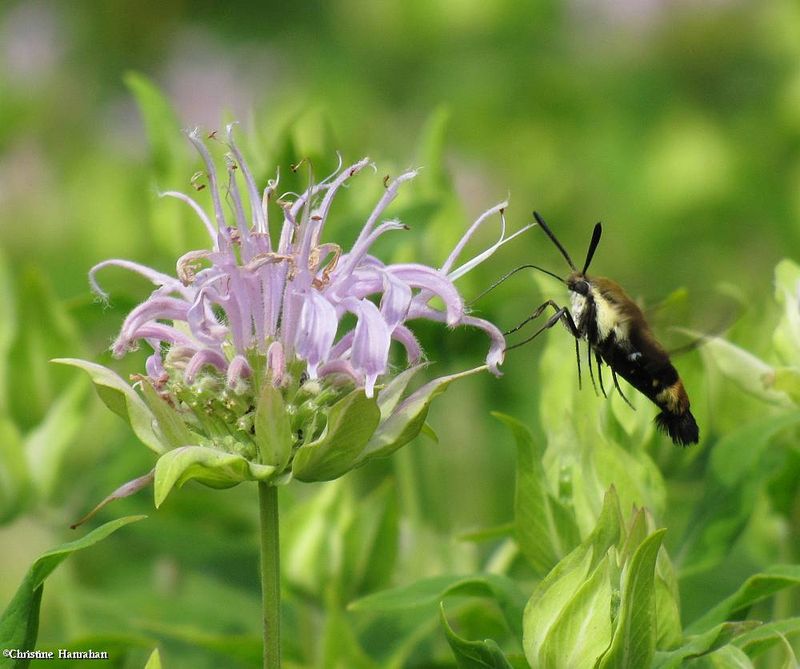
506 212 699 446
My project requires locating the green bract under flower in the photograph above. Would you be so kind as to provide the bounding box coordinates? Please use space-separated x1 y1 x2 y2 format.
57 127 530 505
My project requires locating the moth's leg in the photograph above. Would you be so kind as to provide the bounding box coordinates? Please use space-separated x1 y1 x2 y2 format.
611 369 635 410
563 311 581 338
595 351 608 398
574 338 582 390
586 341 599 396
505 303 576 351
504 300 572 336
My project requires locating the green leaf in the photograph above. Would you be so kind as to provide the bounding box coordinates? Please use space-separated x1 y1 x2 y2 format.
130 621 260 666
522 486 622 666
733 617 800 660
686 564 800 635
290 107 339 166
154 446 278 507
292 389 380 482
654 573 684 651
253 381 292 469
440 604 515 669
586 487 625 568
52 358 165 453
459 523 515 543
12 269 84 429
0 248 17 413
320 587 380 669
124 72 183 183
416 106 452 195
677 413 800 576
690 644 755 668
771 367 800 404
144 649 162 669
770 635 799 669
358 366 485 464
374 364 428 420
140 380 198 450
523 544 594 665
0 417 30 523
586 439 667 528
619 508 648 567
343 481 399 597
539 555 613 669
733 618 800 669
0 582 41 669
0 516 146 666
420 422 439 443
700 337 789 405
69 470 154 529
598 529 665 669
494 412 579 576
125 72 196 255
350 573 526 641
773 259 800 366
283 483 342 595
24 378 88 498
710 413 800 487
652 622 760 669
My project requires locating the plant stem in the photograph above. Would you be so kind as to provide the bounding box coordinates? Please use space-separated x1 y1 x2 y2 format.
258 481 281 669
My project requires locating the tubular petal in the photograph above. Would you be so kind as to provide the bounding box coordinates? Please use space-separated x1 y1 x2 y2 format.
349 299 391 397
90 259 191 301
295 289 338 378
184 349 229 383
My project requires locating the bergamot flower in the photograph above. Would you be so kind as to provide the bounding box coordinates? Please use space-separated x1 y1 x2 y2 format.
57 126 529 504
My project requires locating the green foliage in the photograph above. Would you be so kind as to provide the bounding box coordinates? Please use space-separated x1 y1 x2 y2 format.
599 530 665 668
0 271 119 522
356 366 485 465
677 412 800 576
440 604 516 669
521 489 663 668
687 566 800 636
0 249 16 414
0 516 145 668
124 72 195 256
144 649 163 669
254 382 293 470
124 73 185 186
153 445 279 505
140 380 200 451
351 573 526 640
283 479 400 602
0 416 29 523
292 390 381 482
53 358 166 454
494 412 579 576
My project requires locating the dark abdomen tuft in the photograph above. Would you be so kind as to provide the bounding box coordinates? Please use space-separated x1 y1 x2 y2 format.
654 410 699 446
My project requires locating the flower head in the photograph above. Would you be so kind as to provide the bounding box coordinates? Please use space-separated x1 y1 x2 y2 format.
68 126 530 496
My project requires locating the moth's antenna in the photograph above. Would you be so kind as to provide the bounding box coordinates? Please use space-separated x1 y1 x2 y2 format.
533 212 577 271
582 222 603 275
468 264 564 306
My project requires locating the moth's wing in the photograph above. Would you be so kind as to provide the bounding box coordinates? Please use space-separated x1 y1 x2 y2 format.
641 282 746 356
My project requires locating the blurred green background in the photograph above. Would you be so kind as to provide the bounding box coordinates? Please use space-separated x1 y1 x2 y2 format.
2 1 800 666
